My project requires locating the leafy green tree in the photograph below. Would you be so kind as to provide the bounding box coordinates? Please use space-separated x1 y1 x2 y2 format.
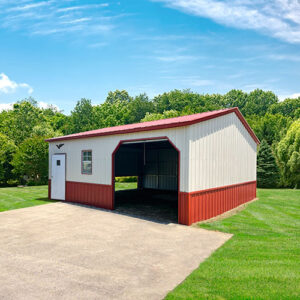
31 124 62 138
268 97 300 119
0 98 44 145
106 90 132 104
47 112 71 135
0 133 17 185
126 94 154 124
141 110 181 122
11 136 49 184
246 113 292 145
223 89 248 112
94 100 130 128
244 89 278 116
70 98 95 133
257 140 280 188
153 89 222 114
0 88 298 188
276 120 300 188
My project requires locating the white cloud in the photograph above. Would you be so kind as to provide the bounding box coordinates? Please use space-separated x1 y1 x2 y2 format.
38 101 59 110
153 0 300 43
0 101 60 112
278 92 300 100
61 17 91 24
0 73 33 94
290 93 300 98
56 4 109 13
7 1 51 12
0 1 114 39
0 103 13 112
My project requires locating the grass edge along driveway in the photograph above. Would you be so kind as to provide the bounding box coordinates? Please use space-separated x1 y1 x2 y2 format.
0 185 52 212
1 186 299 299
0 182 137 212
165 189 300 299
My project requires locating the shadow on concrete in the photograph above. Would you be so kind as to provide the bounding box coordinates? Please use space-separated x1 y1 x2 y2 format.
114 189 178 224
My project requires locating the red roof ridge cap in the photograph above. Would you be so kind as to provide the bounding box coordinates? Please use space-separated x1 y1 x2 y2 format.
45 107 259 144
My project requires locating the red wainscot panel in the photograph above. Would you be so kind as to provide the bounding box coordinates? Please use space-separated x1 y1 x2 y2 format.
178 192 190 225
178 181 256 225
66 181 113 209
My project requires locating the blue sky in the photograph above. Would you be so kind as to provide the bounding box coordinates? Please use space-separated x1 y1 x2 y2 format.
0 0 300 113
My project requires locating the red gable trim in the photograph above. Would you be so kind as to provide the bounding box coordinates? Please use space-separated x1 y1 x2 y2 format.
45 107 260 144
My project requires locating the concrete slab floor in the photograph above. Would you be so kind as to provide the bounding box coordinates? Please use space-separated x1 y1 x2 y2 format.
0 202 231 300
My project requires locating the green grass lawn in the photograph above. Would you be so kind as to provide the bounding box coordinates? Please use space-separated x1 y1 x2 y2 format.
115 181 137 191
0 182 137 212
0 185 51 212
1 185 299 299
166 189 300 300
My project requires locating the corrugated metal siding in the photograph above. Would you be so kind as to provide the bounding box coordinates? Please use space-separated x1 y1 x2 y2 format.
48 111 258 225
143 175 158 189
143 148 178 191
65 181 113 209
49 126 189 192
178 192 190 225
158 175 177 190
188 181 256 225
188 112 257 192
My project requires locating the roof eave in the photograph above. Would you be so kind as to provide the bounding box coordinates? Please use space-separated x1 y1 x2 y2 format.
45 107 260 145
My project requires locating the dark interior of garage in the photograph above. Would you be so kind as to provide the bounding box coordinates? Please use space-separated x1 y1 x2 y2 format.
113 139 178 224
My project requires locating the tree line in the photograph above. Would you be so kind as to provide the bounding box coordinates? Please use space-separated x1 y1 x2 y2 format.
0 89 299 188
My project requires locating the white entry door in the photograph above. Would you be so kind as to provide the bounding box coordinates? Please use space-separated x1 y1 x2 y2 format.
51 154 66 200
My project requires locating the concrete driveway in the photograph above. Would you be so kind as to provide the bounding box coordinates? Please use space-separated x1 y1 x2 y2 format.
0 202 231 300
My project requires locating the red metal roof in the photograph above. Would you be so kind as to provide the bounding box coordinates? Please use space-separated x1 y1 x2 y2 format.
46 107 260 144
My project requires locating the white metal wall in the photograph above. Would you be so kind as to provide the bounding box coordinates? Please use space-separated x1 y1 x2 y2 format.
48 126 190 191
49 112 257 193
188 112 257 192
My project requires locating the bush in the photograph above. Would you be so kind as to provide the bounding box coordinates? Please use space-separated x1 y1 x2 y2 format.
115 176 137 183
27 179 47 186
6 179 20 187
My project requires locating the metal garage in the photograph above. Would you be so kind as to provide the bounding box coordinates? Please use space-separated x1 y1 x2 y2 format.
46 107 259 225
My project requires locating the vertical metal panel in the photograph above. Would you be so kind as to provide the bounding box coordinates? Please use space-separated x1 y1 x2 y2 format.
143 148 178 191
49 126 189 192
143 175 158 189
48 112 258 225
186 181 256 225
188 112 257 192
65 181 113 209
178 192 190 225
